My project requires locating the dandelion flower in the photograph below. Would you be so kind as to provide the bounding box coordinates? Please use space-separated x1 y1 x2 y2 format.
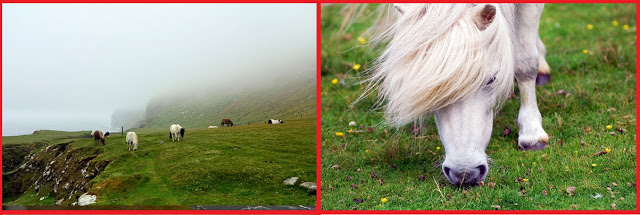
436 146 441 150
523 178 529 182
623 24 629 30
353 64 361 71
612 20 619 26
592 163 597 167
357 37 366 45
582 49 589 54
587 24 594 30
606 125 613 130
336 132 344 137
381 198 388 203
331 78 338 85
605 148 611 153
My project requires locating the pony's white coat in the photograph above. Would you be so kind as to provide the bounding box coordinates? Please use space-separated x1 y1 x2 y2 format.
126 132 138 151
208 126 218 129
365 3 549 185
170 124 183 142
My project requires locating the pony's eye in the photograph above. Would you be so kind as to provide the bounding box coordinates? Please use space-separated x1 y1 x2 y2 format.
486 76 496 86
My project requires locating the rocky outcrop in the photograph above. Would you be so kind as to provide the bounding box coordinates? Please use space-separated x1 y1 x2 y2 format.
2 142 109 206
283 177 299 186
300 182 316 194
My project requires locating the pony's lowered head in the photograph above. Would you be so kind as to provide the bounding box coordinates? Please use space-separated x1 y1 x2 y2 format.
369 4 514 185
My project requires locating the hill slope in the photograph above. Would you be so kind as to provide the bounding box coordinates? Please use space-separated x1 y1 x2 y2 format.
141 77 316 129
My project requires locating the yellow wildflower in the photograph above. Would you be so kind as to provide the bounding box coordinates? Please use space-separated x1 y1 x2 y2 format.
365 149 369 153
623 24 629 30
353 64 361 71
606 125 613 130
612 20 619 26
381 198 388 203
436 146 441 150
582 49 589 54
348 128 353 133
532 162 536 165
335 132 344 137
587 24 594 30
605 148 611 153
592 163 597 167
523 178 529 182
331 78 338 85
357 37 366 45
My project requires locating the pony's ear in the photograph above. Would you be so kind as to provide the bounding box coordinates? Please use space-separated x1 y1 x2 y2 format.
473 4 496 31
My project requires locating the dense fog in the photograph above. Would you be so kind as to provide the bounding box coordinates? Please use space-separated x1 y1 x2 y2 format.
2 3 316 136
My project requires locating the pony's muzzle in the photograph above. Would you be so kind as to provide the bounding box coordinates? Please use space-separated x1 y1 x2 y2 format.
443 164 487 185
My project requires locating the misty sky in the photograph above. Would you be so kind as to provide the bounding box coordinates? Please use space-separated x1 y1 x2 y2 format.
2 3 316 136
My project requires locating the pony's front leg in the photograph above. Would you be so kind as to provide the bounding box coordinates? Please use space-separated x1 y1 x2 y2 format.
516 77 549 150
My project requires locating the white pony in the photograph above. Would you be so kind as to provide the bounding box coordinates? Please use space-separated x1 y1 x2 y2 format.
125 132 138 151
268 119 284 124
169 124 185 141
366 4 549 185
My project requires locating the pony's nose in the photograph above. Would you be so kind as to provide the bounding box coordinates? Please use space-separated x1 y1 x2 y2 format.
443 164 487 185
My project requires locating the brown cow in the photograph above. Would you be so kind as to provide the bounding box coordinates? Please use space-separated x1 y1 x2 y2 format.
221 119 233 127
93 130 105 145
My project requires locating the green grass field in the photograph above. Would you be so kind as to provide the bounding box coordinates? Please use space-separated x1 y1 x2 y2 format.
3 118 316 207
321 4 636 210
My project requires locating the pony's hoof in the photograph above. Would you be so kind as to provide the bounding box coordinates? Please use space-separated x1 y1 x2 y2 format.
535 74 550 85
519 142 547 151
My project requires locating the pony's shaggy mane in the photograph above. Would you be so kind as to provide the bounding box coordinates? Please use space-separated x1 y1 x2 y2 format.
365 4 515 126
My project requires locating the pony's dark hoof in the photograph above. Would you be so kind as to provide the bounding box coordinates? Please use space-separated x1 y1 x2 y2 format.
519 142 547 151
535 74 550 85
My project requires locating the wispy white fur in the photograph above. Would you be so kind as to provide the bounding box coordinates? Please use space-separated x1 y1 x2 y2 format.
367 4 514 126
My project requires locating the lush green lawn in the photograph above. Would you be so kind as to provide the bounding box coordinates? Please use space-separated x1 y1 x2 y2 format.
3 118 316 206
321 4 636 210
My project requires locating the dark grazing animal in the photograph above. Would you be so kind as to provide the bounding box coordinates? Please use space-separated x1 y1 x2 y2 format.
221 119 233 127
93 130 105 145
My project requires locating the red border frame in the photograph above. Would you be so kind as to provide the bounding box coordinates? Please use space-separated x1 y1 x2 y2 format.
0 1 638 214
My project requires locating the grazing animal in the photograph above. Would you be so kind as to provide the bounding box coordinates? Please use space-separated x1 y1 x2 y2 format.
125 132 138 151
268 119 284 124
169 124 185 141
90 130 96 138
104 132 110 137
365 4 549 185
221 119 233 127
208 126 218 129
92 130 105 145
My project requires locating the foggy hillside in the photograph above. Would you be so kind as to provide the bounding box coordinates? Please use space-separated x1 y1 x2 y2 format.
113 72 316 130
